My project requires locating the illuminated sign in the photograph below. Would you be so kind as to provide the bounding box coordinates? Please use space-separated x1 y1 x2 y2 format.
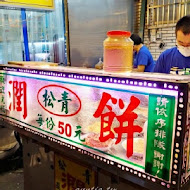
145 95 175 181
0 68 178 184
55 154 96 190
0 0 54 10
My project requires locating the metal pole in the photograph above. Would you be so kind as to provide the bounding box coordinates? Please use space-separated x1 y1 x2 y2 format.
167 0 170 24
21 8 30 61
162 0 164 25
173 0 175 24
63 0 70 66
139 0 148 40
157 0 159 27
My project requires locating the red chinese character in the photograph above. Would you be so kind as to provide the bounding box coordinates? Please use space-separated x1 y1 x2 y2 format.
94 92 142 158
93 92 116 142
61 172 67 189
67 173 76 190
8 81 27 119
76 179 85 188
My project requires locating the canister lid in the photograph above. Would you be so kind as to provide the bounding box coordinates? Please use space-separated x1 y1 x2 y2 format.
107 30 131 37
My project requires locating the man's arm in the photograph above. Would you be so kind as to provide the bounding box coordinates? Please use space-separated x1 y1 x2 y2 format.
133 65 145 72
135 53 148 72
137 65 145 72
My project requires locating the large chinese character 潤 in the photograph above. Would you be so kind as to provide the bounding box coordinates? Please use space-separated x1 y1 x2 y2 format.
8 81 27 119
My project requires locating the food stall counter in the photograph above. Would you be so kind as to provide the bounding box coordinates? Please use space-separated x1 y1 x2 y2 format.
0 63 190 190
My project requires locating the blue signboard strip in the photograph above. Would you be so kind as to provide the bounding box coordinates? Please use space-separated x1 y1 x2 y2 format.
21 8 30 61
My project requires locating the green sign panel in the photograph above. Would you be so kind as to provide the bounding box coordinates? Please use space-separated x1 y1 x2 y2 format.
0 73 6 114
145 95 175 181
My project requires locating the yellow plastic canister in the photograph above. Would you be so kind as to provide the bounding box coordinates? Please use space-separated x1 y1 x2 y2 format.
103 30 133 73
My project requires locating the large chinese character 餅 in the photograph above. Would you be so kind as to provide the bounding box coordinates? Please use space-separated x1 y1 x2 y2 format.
94 92 142 158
